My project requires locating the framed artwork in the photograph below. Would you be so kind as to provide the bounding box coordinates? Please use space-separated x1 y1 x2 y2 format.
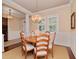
71 12 76 29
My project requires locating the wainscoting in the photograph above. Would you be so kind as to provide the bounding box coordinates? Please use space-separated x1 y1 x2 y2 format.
54 32 76 56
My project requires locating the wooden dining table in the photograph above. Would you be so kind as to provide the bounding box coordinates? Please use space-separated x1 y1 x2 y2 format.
25 35 37 44
25 33 49 44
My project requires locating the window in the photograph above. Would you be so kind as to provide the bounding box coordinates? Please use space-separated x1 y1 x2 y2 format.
38 17 46 32
48 16 57 32
38 16 58 32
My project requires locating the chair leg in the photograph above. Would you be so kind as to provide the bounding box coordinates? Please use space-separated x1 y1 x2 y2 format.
34 54 37 59
45 55 48 59
34 54 36 59
51 48 53 58
21 48 24 56
25 52 27 59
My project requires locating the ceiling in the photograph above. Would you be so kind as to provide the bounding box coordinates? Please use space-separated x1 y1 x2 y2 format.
14 0 70 12
2 5 25 19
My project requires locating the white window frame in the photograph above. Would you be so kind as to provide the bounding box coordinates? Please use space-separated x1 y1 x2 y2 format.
38 16 46 32
38 16 59 32
47 16 59 32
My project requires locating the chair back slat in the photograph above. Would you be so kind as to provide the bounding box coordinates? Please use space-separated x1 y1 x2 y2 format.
36 44 48 47
37 40 49 43
45 32 56 47
36 33 50 56
37 49 48 52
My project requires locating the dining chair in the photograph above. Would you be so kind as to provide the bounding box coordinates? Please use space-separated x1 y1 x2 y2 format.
20 32 34 59
34 33 50 59
48 32 56 57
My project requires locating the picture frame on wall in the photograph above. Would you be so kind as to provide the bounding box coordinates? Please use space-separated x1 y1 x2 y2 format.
71 12 76 29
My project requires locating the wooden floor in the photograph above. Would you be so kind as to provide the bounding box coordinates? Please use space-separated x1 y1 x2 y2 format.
4 43 75 59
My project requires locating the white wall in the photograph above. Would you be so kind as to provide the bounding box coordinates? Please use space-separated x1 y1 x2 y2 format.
70 32 76 56
8 18 24 40
55 32 76 56
32 4 71 46
71 0 76 14
70 0 76 56
32 4 76 56
33 4 71 32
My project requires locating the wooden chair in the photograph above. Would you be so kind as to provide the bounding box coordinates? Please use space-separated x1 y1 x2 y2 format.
34 33 50 59
48 32 56 57
20 32 34 59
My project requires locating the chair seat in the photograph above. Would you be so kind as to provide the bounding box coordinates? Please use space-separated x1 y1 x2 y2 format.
23 44 34 51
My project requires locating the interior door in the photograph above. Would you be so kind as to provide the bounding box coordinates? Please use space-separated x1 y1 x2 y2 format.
2 17 8 41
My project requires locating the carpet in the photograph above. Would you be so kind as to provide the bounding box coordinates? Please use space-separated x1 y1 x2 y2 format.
2 45 69 59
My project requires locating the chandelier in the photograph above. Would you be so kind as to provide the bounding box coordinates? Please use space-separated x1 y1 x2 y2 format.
31 15 41 23
31 0 41 23
7 0 14 19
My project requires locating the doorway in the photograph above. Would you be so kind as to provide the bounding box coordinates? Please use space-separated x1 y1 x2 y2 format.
2 17 8 41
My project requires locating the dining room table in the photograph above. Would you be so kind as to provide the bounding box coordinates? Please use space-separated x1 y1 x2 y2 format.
25 33 50 44
25 35 37 44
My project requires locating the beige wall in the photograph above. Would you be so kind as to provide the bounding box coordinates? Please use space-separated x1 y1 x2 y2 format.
31 3 76 56
2 4 25 40
31 4 71 32
2 15 24 40
3 14 24 40
8 17 24 40
70 0 76 32
71 0 76 13
70 0 76 56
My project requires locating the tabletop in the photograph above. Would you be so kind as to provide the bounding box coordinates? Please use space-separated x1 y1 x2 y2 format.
25 36 37 43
